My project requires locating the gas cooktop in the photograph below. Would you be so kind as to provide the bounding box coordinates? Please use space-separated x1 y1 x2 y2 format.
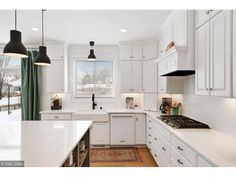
159 115 210 129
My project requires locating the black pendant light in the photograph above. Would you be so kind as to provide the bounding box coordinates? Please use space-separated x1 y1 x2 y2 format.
3 10 28 58
34 10 51 66
88 41 96 61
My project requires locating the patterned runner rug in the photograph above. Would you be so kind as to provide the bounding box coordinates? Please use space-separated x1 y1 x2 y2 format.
91 148 143 162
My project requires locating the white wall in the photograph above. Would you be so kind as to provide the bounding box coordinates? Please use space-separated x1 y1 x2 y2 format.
40 44 142 111
182 75 236 136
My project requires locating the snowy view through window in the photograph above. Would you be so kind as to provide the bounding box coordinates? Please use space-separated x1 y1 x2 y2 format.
75 61 113 97
0 55 21 120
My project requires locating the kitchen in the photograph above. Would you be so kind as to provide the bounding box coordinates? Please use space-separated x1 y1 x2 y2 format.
1 7 236 172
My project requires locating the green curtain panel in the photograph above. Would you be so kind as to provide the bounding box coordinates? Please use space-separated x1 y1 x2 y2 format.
21 50 40 121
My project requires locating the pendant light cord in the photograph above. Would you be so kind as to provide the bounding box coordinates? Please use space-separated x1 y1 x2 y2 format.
15 9 17 30
42 10 44 46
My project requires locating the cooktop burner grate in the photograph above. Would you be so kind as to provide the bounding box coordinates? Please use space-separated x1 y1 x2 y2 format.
159 115 210 129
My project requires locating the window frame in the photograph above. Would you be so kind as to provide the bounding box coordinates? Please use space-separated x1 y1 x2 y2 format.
73 58 115 98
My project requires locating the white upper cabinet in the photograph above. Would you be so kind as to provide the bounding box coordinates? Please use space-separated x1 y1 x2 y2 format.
195 10 222 29
46 44 68 93
195 10 232 97
119 45 132 60
47 45 64 60
131 60 143 92
142 59 157 93
120 45 142 60
195 22 210 95
120 60 132 92
142 43 158 60
233 11 236 97
47 60 65 93
132 45 143 60
210 10 231 97
120 60 142 92
195 10 210 29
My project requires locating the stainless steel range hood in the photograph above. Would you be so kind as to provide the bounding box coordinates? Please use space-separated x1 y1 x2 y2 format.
155 46 195 76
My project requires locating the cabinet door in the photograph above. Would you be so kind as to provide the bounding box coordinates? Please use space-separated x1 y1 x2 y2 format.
110 114 135 145
131 45 143 60
47 60 64 93
135 114 146 144
131 60 142 92
143 59 157 93
142 43 158 60
233 11 236 97
195 22 210 95
120 61 132 92
120 45 132 60
158 76 167 94
195 10 210 29
47 45 64 60
91 123 109 145
143 93 157 111
158 34 165 56
210 10 231 97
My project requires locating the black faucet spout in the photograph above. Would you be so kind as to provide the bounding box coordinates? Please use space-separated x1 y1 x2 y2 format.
92 93 97 110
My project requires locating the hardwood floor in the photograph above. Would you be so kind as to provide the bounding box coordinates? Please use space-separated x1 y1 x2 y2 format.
90 147 158 167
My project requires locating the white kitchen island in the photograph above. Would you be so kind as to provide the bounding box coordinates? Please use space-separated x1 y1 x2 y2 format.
0 120 92 167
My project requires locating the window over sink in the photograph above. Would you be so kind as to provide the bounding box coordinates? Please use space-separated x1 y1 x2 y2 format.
74 60 114 97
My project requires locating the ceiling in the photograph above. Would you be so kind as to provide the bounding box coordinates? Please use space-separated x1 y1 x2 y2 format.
0 10 171 45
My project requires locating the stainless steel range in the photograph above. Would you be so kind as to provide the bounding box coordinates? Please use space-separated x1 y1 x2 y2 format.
159 115 210 129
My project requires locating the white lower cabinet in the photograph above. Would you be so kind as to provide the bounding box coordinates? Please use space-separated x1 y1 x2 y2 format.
197 155 214 167
41 113 72 120
135 114 146 144
110 114 135 145
146 114 214 167
91 122 109 145
171 147 192 167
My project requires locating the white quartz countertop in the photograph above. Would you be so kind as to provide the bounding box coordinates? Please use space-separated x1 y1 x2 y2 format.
145 111 236 167
39 109 236 166
0 120 92 167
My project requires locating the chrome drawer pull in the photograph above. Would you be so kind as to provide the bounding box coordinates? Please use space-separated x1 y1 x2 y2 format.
120 140 125 143
177 146 183 151
162 147 166 151
54 116 59 118
177 159 183 165
154 137 157 141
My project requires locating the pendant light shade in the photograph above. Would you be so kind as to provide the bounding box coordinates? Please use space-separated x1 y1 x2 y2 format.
3 10 28 58
34 46 51 66
34 10 51 66
88 41 96 61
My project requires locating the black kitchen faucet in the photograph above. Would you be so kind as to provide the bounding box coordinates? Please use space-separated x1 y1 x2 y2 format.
92 93 97 110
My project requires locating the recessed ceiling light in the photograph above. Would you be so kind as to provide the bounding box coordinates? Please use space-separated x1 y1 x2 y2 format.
32 27 39 31
120 28 128 33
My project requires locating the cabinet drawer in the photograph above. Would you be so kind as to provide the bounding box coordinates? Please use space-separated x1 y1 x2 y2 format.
151 118 171 141
171 135 197 166
41 113 72 120
151 145 169 167
152 128 171 164
171 157 180 167
171 147 192 167
197 155 214 167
